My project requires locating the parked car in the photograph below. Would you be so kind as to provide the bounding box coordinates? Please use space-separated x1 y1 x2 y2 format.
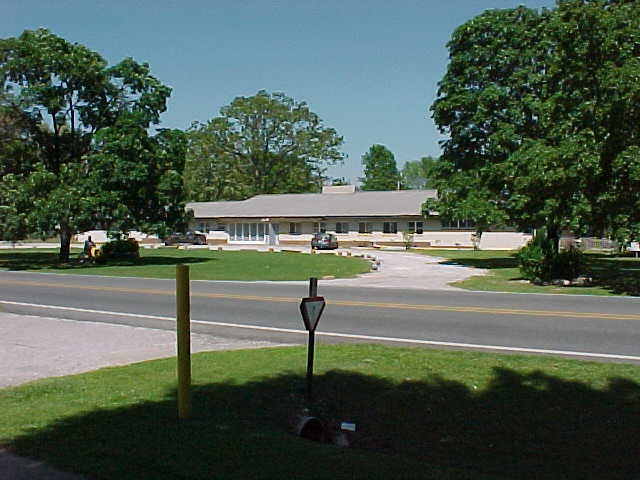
164 232 207 246
311 232 338 250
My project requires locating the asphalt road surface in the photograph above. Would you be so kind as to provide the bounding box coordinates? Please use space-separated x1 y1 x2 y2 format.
1 270 639 364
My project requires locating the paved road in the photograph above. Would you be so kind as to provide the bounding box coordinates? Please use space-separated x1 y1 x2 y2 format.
1 250 639 479
1 268 639 363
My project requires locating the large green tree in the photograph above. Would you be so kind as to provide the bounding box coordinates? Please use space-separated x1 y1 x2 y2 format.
360 144 401 191
0 93 41 177
0 92 41 241
0 29 187 261
185 90 344 200
429 0 640 249
184 118 251 201
401 156 438 190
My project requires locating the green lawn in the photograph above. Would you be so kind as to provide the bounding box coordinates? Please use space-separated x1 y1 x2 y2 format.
416 249 640 296
0 248 371 281
1 344 639 479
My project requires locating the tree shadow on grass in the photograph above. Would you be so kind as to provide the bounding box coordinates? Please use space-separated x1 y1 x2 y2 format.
0 251 65 270
6 368 640 479
585 255 640 296
437 253 519 270
438 253 528 283
439 252 640 295
0 251 210 271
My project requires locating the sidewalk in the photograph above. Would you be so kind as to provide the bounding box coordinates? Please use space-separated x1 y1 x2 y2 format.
0 312 289 479
0 449 85 480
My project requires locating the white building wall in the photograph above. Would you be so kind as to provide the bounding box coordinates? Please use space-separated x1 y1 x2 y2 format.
75 230 109 243
198 218 531 250
479 232 532 250
414 231 475 248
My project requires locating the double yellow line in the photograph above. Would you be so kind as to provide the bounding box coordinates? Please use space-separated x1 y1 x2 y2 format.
2 278 640 321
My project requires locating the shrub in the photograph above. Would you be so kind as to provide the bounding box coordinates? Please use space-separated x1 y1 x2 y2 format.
551 247 583 280
401 231 414 250
96 238 140 263
517 242 549 281
518 241 584 282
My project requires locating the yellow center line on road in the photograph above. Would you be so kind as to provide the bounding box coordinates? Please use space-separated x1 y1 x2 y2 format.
2 278 640 321
329 299 640 320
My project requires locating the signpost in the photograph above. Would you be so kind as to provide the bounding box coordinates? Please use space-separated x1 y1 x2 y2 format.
300 278 325 402
300 296 325 332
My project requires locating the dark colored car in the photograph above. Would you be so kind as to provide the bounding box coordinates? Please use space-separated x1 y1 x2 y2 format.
164 232 207 246
311 232 338 250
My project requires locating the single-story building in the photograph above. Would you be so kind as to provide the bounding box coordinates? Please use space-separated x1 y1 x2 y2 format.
186 185 531 250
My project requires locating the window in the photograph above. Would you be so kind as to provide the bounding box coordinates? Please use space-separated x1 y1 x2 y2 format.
408 221 423 234
442 219 476 229
214 223 226 231
335 222 349 234
313 222 326 233
289 223 300 234
358 222 372 234
383 222 398 234
229 222 267 241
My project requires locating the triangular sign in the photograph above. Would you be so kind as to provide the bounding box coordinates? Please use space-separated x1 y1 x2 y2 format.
300 296 326 332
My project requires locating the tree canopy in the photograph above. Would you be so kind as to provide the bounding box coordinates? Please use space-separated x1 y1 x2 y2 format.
0 28 187 260
184 90 344 200
401 156 438 190
428 0 640 247
360 144 401 191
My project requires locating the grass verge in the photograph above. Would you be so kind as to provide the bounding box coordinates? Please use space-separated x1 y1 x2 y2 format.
0 248 370 281
1 344 639 479
415 249 640 296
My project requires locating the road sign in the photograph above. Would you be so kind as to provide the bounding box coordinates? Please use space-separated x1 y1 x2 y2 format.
300 296 325 332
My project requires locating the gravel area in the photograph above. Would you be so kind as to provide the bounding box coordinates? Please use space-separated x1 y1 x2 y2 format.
0 313 286 389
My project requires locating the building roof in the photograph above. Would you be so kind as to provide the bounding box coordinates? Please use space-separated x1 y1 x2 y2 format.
187 189 437 219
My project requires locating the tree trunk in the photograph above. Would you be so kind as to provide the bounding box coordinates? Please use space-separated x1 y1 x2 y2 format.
58 227 72 263
547 223 561 254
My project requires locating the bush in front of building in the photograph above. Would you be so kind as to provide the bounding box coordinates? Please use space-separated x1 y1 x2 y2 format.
96 238 140 263
518 232 583 283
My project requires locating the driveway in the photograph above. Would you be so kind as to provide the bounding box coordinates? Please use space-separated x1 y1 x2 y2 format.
216 245 488 290
325 248 487 290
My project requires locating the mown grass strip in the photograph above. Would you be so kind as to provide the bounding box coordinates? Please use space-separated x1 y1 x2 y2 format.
416 249 640 296
1 344 639 479
0 248 371 281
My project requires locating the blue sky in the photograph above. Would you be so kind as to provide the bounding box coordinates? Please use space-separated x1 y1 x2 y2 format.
3 0 555 183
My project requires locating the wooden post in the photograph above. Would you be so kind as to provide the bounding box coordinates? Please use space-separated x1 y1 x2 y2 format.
176 264 191 419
